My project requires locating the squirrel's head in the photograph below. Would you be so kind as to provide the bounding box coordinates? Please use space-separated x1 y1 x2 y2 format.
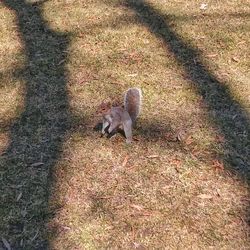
96 101 112 116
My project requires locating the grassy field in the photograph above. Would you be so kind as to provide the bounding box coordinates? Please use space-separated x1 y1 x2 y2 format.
0 0 249 249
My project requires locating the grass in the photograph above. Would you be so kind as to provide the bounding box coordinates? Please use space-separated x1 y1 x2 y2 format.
0 0 249 249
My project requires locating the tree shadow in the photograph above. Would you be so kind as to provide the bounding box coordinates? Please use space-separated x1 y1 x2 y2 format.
123 0 250 175
124 0 249 219
0 0 71 248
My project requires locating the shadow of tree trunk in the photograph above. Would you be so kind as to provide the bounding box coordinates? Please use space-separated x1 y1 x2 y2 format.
0 0 70 248
125 0 249 219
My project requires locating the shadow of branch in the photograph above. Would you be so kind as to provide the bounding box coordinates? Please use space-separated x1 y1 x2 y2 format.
123 0 249 222
125 0 250 178
0 0 71 248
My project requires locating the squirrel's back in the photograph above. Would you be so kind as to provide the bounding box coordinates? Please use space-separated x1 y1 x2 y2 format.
124 88 142 124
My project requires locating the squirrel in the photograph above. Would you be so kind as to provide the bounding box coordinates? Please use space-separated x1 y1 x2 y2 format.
97 88 142 143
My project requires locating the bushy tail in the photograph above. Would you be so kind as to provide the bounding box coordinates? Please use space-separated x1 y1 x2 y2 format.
124 88 142 124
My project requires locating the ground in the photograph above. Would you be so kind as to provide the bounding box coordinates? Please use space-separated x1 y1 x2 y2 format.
0 0 249 249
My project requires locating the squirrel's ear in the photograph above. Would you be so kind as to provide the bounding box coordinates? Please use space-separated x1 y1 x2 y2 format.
106 101 111 107
112 98 120 107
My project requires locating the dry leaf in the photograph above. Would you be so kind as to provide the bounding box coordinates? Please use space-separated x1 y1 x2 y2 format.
146 155 159 159
171 158 181 165
10 184 23 188
198 194 213 199
212 160 224 171
207 54 218 58
58 59 65 65
177 130 186 142
236 41 246 45
62 226 71 231
170 158 182 172
130 204 144 211
215 135 225 143
191 149 201 157
140 211 153 216
200 3 208 10
21 210 27 217
232 57 239 62
16 192 22 201
2 238 11 250
133 242 146 250
215 189 221 197
98 195 115 199
78 79 91 85
30 230 39 242
164 132 175 140
30 162 44 167
121 156 129 167
185 135 194 145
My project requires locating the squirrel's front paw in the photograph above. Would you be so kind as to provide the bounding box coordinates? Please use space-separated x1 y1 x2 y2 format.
101 130 107 137
126 138 132 144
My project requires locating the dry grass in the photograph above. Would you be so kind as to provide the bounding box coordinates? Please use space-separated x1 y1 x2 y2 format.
0 0 249 249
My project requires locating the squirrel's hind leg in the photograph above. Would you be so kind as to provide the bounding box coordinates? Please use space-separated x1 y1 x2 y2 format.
123 120 133 143
108 120 120 134
102 120 110 135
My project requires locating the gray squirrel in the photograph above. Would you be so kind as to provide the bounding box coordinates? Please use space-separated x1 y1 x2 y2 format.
97 88 142 143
